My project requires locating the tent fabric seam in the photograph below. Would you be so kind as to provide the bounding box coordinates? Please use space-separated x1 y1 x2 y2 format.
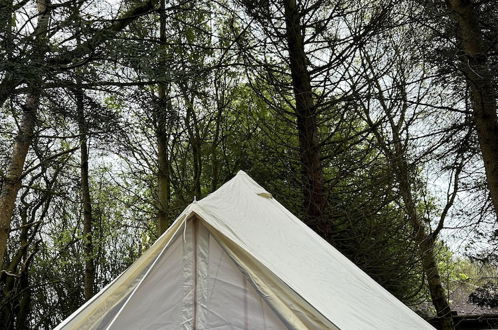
194 210 339 330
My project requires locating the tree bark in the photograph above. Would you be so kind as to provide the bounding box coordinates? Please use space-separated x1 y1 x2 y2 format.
156 0 171 236
76 82 95 301
184 93 202 199
15 268 31 329
192 134 202 199
282 0 330 238
0 0 16 110
72 0 96 301
211 95 223 192
156 87 171 236
394 154 455 330
0 0 49 270
446 0 498 220
0 93 40 271
14 207 34 330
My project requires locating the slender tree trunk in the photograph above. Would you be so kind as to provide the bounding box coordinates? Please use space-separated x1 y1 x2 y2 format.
75 82 95 300
1 211 26 327
384 107 454 330
15 269 30 329
211 104 223 192
359 48 454 328
14 214 32 330
0 93 39 271
0 0 50 271
393 154 454 330
1 200 33 327
156 0 171 236
192 136 202 199
282 0 330 238
211 138 220 192
156 87 170 236
72 1 96 300
0 0 16 110
180 84 202 200
446 0 498 220
185 103 202 199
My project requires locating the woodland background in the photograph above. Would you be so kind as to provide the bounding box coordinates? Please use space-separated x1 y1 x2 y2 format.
0 0 497 329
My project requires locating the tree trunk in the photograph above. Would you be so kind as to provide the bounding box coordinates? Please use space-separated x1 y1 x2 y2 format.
156 0 171 236
15 268 31 330
192 136 202 199
0 0 16 110
282 0 330 238
0 0 50 271
382 103 454 330
1 196 35 328
180 83 202 200
14 213 33 330
446 0 498 220
76 82 95 301
156 87 170 236
72 0 96 300
0 93 39 271
211 102 223 192
359 47 454 328
394 154 454 330
185 101 202 199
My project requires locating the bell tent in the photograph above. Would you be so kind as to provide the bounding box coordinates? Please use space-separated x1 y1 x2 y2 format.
56 171 434 330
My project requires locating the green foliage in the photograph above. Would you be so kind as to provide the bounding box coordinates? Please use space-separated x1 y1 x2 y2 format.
2 0 495 327
103 95 123 111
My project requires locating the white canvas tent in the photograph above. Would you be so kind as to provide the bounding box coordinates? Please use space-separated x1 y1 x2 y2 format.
56 171 434 330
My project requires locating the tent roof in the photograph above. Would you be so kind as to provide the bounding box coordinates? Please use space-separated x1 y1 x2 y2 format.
56 170 434 330
191 171 432 330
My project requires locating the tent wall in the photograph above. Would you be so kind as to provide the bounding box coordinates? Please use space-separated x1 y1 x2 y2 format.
196 219 287 329
55 211 191 330
104 223 187 329
105 217 287 329
60 215 290 330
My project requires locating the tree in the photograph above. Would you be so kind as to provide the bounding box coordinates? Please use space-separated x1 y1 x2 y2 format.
72 2 96 301
155 0 172 235
351 35 464 328
281 0 329 235
0 0 52 271
444 0 498 221
0 0 161 271
237 0 391 239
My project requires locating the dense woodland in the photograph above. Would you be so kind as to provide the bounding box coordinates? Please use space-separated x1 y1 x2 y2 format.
0 0 497 329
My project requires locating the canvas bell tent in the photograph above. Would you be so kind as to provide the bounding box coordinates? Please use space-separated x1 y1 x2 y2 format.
56 171 434 330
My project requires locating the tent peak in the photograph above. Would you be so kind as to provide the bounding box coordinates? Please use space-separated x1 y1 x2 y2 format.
229 170 272 198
